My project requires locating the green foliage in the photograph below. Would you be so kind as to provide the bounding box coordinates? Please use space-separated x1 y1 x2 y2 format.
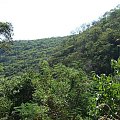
0 97 12 118
0 22 13 51
0 60 90 119
32 61 90 120
0 64 4 72
0 37 65 76
1 58 119 120
15 103 50 120
0 22 13 41
89 58 120 119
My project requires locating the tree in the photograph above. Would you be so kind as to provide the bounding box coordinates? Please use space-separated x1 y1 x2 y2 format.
0 22 13 41
0 22 13 50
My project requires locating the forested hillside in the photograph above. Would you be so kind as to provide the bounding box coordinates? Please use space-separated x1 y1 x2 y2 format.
0 37 66 76
0 6 120 120
49 6 120 75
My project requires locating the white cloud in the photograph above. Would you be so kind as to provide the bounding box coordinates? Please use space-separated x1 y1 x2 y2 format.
0 0 119 40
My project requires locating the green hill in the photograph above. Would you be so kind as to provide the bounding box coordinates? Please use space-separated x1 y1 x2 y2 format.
49 6 120 74
0 37 66 76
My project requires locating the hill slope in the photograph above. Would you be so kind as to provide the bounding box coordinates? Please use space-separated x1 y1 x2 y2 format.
49 6 120 74
0 37 66 76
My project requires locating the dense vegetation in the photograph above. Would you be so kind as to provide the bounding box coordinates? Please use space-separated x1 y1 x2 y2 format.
0 6 120 120
0 37 66 76
50 7 120 75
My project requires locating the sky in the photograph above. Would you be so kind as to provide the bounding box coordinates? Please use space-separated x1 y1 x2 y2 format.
0 0 120 40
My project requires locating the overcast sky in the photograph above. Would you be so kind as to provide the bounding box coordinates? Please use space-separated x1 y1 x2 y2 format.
0 0 120 40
